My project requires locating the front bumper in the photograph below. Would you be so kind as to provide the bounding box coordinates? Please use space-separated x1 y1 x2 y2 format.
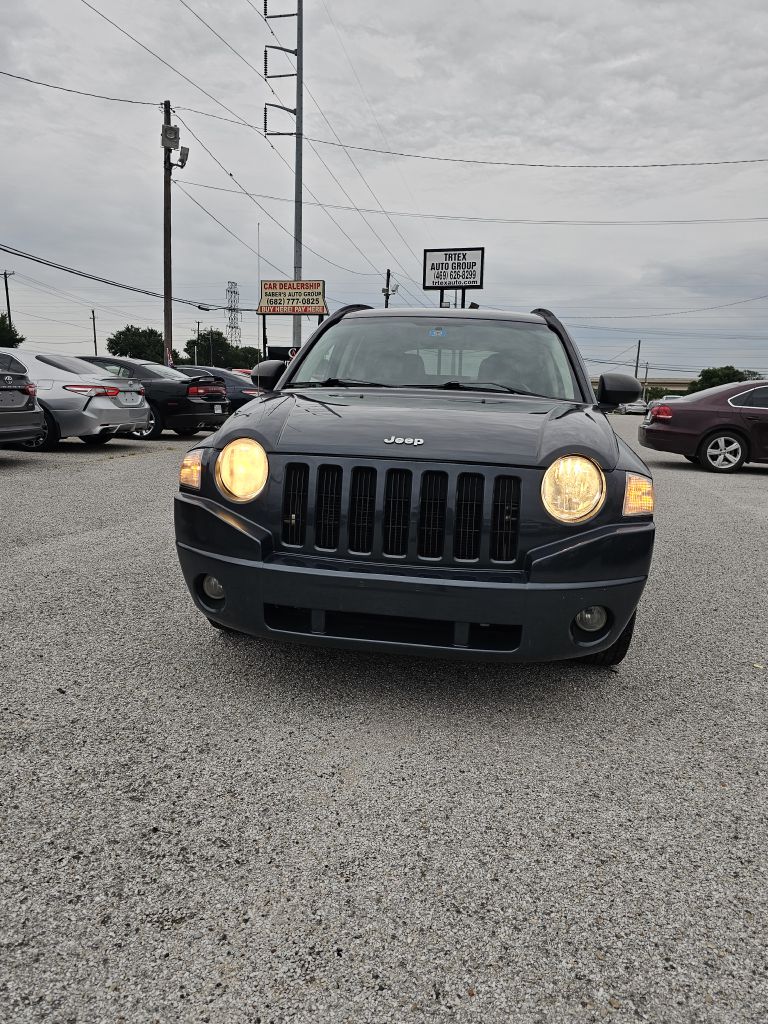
175 492 655 663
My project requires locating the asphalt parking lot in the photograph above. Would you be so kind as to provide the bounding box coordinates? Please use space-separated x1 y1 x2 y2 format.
2 417 766 1024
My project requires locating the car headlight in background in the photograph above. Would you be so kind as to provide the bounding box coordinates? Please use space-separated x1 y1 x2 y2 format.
215 437 269 502
541 455 606 523
179 449 203 490
623 473 654 516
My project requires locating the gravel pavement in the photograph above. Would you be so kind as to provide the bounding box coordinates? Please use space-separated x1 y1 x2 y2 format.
1 418 766 1024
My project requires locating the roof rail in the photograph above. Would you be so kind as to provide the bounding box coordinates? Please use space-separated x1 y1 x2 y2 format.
321 303 373 329
530 307 569 338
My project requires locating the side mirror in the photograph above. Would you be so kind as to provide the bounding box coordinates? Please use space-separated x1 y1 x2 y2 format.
251 359 286 392
597 372 641 408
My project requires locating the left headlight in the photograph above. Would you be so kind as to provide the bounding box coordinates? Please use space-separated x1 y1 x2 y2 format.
541 455 606 523
214 437 269 502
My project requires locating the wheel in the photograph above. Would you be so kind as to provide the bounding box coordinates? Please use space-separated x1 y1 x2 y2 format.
579 613 636 667
79 434 112 446
684 455 699 464
174 428 200 438
21 408 59 451
130 402 164 440
698 431 746 473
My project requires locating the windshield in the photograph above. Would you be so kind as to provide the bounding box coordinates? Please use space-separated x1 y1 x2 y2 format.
285 316 580 400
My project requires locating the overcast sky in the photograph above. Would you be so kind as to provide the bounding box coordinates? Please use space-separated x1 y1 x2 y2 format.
1 0 767 377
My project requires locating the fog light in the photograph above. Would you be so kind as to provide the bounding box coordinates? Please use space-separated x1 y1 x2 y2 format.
575 606 608 633
202 575 225 601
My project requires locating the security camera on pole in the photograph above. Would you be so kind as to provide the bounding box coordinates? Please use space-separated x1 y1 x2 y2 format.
161 101 190 367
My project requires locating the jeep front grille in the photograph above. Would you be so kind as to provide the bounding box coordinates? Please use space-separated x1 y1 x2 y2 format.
279 462 520 565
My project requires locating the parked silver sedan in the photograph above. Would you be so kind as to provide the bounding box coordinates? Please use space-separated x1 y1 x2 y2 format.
0 348 150 450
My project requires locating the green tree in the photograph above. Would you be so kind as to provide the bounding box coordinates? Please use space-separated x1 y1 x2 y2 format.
106 324 180 363
184 328 229 365
182 330 262 369
686 366 759 394
0 312 25 348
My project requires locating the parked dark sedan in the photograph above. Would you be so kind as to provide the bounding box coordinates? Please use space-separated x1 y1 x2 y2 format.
175 365 262 411
175 306 655 666
80 356 230 439
639 380 768 472
0 359 43 445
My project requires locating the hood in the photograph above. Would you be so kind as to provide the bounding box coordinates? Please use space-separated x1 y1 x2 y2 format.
223 390 620 470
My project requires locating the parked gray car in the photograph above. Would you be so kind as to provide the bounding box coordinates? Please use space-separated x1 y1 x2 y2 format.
0 348 150 450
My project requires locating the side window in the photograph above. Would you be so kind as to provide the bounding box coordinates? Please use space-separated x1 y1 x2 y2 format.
749 387 768 409
730 390 753 407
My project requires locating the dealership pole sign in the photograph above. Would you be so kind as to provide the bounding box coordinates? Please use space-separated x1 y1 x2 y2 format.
258 280 328 316
422 247 484 307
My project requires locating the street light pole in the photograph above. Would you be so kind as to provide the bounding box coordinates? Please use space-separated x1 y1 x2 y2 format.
91 310 97 356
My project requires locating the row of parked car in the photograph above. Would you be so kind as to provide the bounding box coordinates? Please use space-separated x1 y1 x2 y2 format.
0 348 260 451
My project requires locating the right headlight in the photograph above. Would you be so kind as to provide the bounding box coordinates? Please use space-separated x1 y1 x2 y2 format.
214 437 269 502
541 455 606 523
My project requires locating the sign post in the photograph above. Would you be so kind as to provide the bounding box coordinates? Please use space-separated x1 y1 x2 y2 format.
423 248 484 310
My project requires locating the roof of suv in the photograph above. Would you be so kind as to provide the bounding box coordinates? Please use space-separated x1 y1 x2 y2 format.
345 307 545 324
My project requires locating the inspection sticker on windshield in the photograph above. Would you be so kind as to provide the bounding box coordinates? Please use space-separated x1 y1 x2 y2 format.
429 328 446 337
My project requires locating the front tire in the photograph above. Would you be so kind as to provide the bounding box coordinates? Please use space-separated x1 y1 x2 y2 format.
579 613 636 667
698 431 746 473
79 434 112 446
130 402 164 441
22 408 59 451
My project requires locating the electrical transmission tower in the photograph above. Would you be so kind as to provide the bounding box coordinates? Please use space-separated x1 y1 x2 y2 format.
226 280 241 346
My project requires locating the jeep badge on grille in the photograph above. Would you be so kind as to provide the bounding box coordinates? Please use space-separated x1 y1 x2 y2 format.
384 436 424 446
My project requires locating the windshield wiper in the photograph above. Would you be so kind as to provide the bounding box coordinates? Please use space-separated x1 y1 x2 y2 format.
410 380 551 397
285 377 393 389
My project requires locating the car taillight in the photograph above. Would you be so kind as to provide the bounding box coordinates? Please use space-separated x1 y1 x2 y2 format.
187 384 226 396
651 404 673 422
63 384 121 397
23 383 37 397
241 389 261 395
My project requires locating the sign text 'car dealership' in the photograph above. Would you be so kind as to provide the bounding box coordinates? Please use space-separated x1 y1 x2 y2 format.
422 248 485 290
258 280 328 315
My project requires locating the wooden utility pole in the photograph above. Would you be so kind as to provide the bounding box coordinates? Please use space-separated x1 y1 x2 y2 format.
3 270 14 330
634 339 641 378
91 310 97 356
163 100 173 367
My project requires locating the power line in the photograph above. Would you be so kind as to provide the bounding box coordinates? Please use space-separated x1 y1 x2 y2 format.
77 1 265 134
0 70 159 105
177 0 270 87
306 138 768 170
178 5 423 300
174 183 288 275
174 114 383 277
0 242 219 308
573 293 768 319
180 181 768 227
